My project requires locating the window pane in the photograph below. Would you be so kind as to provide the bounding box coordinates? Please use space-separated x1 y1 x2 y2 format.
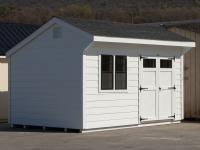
115 56 127 89
143 59 156 68
101 55 113 90
160 59 172 68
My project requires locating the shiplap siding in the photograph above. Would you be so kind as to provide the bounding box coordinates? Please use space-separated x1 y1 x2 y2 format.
83 42 184 129
169 27 200 119
9 23 92 129
83 54 139 129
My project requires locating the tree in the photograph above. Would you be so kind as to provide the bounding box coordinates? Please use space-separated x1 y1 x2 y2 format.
0 5 14 17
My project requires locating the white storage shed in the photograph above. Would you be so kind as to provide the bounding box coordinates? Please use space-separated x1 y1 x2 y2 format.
0 23 38 122
7 17 195 132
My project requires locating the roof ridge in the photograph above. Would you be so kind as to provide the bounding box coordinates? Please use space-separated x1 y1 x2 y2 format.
56 16 146 27
56 16 200 27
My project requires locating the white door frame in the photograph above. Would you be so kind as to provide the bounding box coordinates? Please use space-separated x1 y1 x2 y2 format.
139 56 175 123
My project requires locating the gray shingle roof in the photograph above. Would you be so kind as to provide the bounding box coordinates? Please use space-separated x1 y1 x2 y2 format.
139 19 200 33
164 20 200 33
0 18 194 56
0 23 39 56
139 19 200 26
62 18 192 42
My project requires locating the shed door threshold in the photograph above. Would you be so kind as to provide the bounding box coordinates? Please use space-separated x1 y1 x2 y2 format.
141 119 174 125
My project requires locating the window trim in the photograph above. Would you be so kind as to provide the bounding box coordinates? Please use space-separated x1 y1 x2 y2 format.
99 55 128 93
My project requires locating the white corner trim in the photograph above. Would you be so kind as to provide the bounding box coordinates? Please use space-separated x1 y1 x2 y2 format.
94 36 196 48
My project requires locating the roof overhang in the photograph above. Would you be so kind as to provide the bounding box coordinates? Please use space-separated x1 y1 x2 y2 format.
94 36 196 48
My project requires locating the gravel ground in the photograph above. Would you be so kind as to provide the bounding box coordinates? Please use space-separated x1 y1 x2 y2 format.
0 122 200 150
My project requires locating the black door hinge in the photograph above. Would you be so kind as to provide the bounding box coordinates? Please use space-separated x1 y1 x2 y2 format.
168 56 176 61
168 85 176 90
140 56 148 60
168 113 175 119
140 116 148 121
139 86 148 92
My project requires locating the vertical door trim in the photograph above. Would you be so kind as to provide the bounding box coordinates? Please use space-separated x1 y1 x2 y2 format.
138 56 142 123
172 57 176 119
156 57 160 120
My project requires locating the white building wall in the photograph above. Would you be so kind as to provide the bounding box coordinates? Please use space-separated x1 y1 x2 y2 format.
83 42 185 129
83 55 139 129
9 23 92 129
0 58 8 120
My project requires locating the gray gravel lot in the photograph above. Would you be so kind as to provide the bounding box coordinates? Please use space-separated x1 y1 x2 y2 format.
0 122 200 150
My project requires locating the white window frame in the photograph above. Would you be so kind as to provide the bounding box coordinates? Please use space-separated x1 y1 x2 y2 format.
99 55 128 93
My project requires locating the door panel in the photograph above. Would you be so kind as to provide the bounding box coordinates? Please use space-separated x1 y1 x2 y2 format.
159 71 172 88
142 71 156 87
140 70 157 120
141 90 157 120
159 71 173 119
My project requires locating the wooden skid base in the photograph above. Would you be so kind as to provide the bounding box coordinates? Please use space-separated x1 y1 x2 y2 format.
10 124 82 133
10 121 181 133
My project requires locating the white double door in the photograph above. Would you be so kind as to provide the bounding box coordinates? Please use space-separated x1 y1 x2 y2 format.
139 57 175 122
